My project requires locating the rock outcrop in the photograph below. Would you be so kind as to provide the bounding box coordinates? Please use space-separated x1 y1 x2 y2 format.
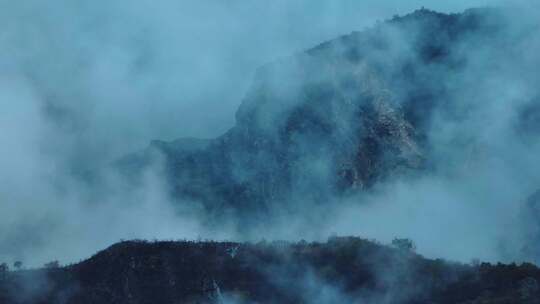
120 7 540 224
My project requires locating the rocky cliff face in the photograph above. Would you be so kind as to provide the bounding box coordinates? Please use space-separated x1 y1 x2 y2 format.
141 59 423 221
120 7 540 224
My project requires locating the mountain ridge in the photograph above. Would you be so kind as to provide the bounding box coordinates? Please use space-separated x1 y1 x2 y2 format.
2 237 540 303
118 7 532 227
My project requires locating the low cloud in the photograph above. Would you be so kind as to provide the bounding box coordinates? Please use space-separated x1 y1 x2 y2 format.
1 0 539 268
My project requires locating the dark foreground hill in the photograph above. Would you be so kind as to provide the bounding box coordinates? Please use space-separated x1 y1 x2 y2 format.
1 237 540 304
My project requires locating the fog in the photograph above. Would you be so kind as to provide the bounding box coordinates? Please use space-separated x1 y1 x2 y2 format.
0 0 538 268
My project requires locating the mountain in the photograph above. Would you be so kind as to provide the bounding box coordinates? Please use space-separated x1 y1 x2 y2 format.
3 7 540 304
119 7 540 225
520 190 540 262
2 237 540 304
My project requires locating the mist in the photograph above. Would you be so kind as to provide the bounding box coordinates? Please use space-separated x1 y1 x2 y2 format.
1 0 538 268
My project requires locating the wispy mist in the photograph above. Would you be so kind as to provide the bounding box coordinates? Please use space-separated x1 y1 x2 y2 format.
0 0 538 268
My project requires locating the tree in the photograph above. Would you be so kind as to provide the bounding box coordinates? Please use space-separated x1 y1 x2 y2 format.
391 238 416 252
44 260 60 269
13 261 23 270
0 263 8 280
0 263 8 273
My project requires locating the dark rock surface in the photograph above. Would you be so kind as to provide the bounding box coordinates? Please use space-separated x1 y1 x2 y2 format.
120 7 540 224
118 10 446 217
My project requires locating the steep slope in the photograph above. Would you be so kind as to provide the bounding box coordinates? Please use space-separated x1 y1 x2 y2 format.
2 238 540 304
120 7 540 223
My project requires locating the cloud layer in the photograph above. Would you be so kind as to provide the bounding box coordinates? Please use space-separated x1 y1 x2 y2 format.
0 0 538 267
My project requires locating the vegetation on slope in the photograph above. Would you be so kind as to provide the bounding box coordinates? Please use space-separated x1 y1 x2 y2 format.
1 237 540 303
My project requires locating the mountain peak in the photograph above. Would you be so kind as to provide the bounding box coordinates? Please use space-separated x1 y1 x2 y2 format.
123 6 534 227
